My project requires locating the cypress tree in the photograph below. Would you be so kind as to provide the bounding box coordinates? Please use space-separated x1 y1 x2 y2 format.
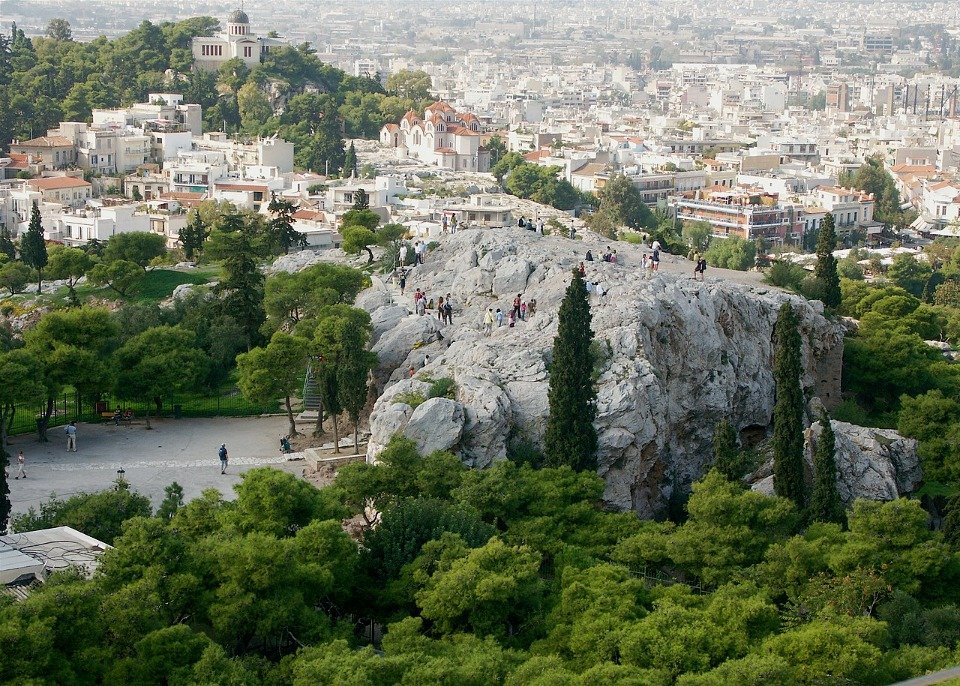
712 419 742 481
344 142 358 178
20 202 48 293
0 224 15 260
809 407 845 524
215 213 265 350
814 212 841 309
544 269 597 472
772 303 807 507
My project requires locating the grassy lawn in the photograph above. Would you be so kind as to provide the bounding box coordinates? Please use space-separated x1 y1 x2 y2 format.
134 269 210 302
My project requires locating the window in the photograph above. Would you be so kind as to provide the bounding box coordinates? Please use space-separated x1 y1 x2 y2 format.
244 46 252 58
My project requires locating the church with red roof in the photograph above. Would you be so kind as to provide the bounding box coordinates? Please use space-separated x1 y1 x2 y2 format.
380 101 491 172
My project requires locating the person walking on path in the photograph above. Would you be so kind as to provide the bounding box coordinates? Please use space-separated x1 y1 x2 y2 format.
398 244 406 268
65 421 77 452
14 450 26 479
399 272 406 295
483 308 494 335
651 247 661 272
218 443 229 474
495 308 505 327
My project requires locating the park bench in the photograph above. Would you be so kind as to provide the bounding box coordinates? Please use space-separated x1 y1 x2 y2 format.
101 409 135 424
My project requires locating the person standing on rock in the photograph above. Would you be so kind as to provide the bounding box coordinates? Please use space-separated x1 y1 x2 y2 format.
512 294 522 320
578 262 586 277
483 308 494 335
437 297 446 321
416 297 426 316
495 308 504 327
528 299 537 317
398 244 406 268
520 302 527 321
444 298 453 325
695 257 707 281
642 253 648 270
399 272 406 296
218 443 228 475
652 247 661 272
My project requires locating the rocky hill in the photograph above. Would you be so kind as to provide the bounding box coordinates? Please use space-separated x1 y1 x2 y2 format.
343 227 867 517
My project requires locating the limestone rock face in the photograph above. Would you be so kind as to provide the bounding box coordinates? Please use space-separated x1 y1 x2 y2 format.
748 420 921 504
403 397 466 456
359 228 848 517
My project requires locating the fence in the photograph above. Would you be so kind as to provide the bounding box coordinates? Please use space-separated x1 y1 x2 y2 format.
6 387 294 437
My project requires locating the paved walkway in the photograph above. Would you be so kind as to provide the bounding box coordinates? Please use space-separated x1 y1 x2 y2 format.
6 416 304 516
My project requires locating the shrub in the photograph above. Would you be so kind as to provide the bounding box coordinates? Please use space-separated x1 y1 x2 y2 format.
428 377 457 399
620 231 643 244
393 391 426 409
765 261 807 291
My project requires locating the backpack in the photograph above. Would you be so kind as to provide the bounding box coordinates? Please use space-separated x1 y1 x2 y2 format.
219 446 227 460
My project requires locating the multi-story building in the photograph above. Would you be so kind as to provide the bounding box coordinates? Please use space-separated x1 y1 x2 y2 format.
191 10 285 72
50 202 188 247
92 94 202 136
814 186 876 233
26 176 92 209
9 136 76 169
676 190 795 243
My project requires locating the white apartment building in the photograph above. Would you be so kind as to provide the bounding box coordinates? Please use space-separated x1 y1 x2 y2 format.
191 10 285 72
167 152 229 195
814 186 875 231
26 176 92 209
193 133 294 174
0 183 43 236
51 202 188 247
92 94 202 136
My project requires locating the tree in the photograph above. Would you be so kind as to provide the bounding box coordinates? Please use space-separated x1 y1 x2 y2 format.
46 245 93 305
772 303 806 508
888 254 934 298
25 304 118 419
682 221 712 253
337 323 376 451
343 142 358 178
0 224 15 259
0 349 44 533
544 270 597 471
213 213 265 350
11 483 151 545
103 232 166 272
386 69 432 101
486 134 507 165
87 260 144 297
591 174 655 232
704 236 757 271
309 306 372 450
0 261 32 296
266 194 305 255
809 408 844 524
237 331 309 437
20 202 48 293
46 19 72 41
814 213 841 308
263 263 366 331
178 211 208 261
113 326 210 425
156 482 184 522
712 420 743 481
236 82 272 134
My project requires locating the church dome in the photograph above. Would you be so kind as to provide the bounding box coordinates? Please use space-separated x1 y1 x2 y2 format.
228 9 249 24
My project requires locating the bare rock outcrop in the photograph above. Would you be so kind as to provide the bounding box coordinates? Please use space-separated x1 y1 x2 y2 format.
359 228 855 516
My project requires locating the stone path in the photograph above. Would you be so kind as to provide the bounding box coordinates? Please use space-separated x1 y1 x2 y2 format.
6 416 304 516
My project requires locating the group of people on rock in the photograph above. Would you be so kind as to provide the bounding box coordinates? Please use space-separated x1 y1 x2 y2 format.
412 288 454 324
517 216 545 234
482 293 537 334
398 240 429 268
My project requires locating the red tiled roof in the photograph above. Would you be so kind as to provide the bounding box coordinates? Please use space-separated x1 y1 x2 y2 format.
523 149 551 162
293 209 325 220
13 136 74 148
383 124 400 132
426 100 455 113
27 176 90 190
